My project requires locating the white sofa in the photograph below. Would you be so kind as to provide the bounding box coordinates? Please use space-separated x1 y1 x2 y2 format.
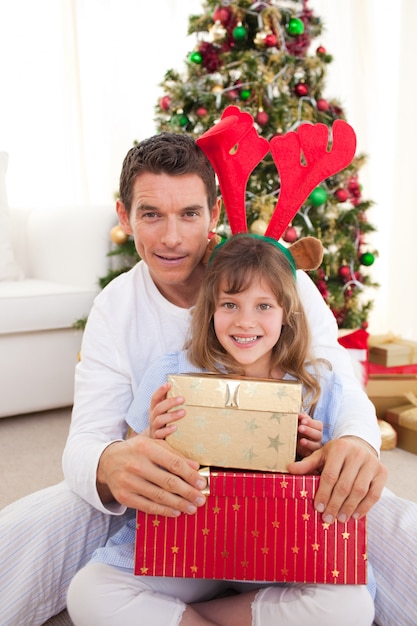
0 204 117 418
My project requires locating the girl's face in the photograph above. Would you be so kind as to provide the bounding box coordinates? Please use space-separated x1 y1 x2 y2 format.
213 277 284 378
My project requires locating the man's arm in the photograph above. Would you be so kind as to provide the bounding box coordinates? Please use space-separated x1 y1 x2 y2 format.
297 270 381 451
63 279 207 516
295 271 386 521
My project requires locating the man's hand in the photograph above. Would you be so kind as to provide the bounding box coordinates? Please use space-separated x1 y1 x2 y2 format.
96 435 207 517
288 436 387 523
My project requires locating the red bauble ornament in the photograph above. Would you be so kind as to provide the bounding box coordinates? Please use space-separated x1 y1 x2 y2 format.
283 226 298 243
348 177 361 197
338 265 351 281
213 6 231 26
316 98 329 112
264 33 278 47
255 110 269 126
196 107 208 118
335 188 349 202
316 45 326 55
294 83 309 97
361 320 369 330
159 95 171 112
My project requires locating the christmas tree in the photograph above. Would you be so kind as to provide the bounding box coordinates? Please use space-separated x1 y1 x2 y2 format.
107 0 377 329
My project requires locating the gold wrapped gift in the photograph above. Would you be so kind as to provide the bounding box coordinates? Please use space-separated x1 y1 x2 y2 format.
366 375 417 418
385 392 417 454
368 334 417 367
166 373 301 472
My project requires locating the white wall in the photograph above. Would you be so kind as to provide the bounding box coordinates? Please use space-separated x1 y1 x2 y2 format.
1 0 415 339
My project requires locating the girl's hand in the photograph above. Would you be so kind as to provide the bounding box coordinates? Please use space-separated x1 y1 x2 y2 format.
296 412 323 458
149 381 186 439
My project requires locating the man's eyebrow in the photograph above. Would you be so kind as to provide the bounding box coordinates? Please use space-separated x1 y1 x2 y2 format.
135 203 157 212
135 203 205 212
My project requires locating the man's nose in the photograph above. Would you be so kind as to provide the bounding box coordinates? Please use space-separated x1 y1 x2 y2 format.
161 218 182 247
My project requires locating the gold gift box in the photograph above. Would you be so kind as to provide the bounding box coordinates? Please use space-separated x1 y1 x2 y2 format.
166 373 301 472
369 337 417 368
385 392 417 454
366 375 417 418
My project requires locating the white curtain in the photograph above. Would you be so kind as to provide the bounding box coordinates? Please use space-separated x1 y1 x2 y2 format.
0 0 415 339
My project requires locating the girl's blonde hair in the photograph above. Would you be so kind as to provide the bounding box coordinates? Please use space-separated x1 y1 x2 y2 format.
187 234 325 412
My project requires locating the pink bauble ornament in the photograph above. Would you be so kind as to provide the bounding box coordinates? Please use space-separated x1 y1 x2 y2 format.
213 6 231 25
316 98 329 111
255 110 269 126
159 95 171 111
226 89 239 101
283 226 298 243
196 107 208 118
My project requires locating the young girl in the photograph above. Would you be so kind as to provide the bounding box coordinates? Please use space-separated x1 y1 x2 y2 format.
67 234 375 626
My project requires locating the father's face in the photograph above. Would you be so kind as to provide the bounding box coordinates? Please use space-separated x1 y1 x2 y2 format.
117 172 220 306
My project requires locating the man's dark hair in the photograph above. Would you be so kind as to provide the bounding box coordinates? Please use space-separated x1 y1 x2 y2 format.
119 132 217 214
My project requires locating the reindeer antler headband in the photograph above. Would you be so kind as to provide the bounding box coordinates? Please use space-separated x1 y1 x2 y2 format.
196 105 357 272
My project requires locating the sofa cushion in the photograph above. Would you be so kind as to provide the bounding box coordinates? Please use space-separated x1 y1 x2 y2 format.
0 279 97 333
0 152 24 281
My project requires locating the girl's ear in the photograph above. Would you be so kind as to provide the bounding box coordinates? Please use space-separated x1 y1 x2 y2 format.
289 237 323 271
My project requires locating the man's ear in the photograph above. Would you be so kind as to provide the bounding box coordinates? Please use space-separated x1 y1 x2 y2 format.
209 197 222 232
116 199 133 235
289 237 323 271
203 233 222 265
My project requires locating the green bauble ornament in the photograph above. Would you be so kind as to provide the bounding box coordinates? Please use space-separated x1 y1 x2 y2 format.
232 22 247 41
171 113 189 128
189 51 203 64
308 186 328 206
287 17 305 36
240 89 251 101
360 252 375 267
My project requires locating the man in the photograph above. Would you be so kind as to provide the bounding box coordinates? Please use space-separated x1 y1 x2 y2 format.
0 131 402 626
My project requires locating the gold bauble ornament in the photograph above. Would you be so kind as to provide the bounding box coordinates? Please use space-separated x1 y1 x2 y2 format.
110 224 129 245
250 219 268 235
378 419 397 451
254 29 268 48
209 21 227 43
211 84 223 95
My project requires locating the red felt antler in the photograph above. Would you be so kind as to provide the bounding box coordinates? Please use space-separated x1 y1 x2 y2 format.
265 120 356 239
196 106 269 234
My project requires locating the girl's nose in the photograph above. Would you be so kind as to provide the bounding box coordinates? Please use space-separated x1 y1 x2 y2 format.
235 311 256 329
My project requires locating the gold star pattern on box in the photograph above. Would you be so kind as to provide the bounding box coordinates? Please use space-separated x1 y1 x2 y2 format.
166 374 301 472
